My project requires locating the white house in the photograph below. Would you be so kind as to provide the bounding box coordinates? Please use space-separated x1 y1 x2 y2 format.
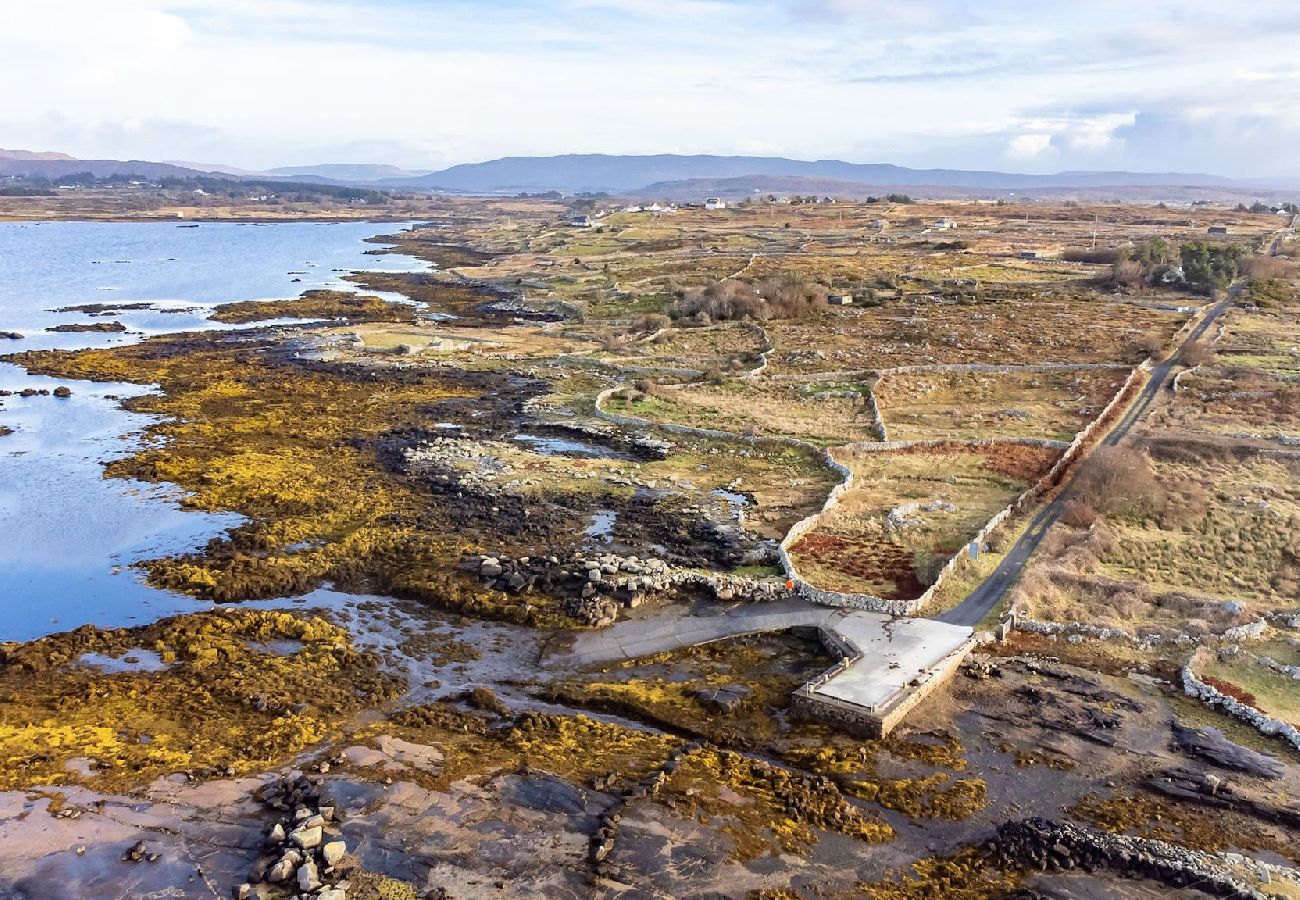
568 215 595 228
704 198 727 210
931 218 956 230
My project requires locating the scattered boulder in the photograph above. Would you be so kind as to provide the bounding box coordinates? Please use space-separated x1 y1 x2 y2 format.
693 684 753 714
322 840 347 868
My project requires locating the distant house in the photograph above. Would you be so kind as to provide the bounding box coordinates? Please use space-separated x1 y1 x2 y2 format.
931 218 956 230
568 215 595 228
704 198 727 210
1208 226 1229 235
827 294 854 306
1018 250 1040 260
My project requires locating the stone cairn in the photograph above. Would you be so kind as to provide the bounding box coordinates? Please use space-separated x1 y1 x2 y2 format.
237 773 350 900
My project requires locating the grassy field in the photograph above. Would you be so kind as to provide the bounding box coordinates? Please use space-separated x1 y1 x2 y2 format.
876 367 1130 442
1202 657 1300 727
789 442 1058 600
1157 367 1300 439
1216 307 1300 377
606 381 880 446
765 297 1184 375
1012 444 1300 631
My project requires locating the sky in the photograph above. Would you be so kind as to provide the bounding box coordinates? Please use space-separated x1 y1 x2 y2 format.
2 0 1299 177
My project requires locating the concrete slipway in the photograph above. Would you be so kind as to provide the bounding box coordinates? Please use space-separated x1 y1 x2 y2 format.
560 598 974 735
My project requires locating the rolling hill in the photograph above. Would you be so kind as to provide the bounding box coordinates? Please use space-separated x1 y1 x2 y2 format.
383 153 1253 195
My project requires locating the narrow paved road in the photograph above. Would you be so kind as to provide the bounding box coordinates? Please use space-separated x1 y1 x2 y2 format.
936 293 1234 627
1100 295 1234 448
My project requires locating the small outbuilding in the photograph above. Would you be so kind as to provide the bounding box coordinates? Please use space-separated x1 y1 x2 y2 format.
704 198 727 210
1208 226 1229 235
827 294 854 306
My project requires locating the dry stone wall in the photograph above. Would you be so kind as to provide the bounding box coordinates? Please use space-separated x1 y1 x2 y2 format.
1182 648 1300 752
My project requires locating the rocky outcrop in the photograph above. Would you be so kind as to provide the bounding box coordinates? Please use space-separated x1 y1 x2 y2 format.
45 320 128 333
1171 722 1283 779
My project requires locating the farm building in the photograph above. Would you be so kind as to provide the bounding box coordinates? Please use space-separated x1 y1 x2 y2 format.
704 198 727 210
1208 226 1229 235
827 294 854 306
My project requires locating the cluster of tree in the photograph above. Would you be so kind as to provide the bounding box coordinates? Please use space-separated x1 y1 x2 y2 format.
671 274 827 322
865 193 914 204
1107 237 1245 295
1236 200 1298 214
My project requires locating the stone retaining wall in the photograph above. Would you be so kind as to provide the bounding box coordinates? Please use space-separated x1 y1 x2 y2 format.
762 361 1131 384
1182 648 1300 752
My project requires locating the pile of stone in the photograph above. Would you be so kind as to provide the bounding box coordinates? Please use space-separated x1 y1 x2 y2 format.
404 437 508 491
467 550 788 622
985 817 1269 899
884 499 956 534
562 594 619 627
120 840 160 864
239 774 350 900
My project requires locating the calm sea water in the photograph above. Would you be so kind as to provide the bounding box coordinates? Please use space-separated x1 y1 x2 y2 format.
0 220 426 640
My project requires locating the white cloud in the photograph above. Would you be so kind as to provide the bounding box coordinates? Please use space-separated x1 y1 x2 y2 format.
0 0 1296 175
1007 134 1053 159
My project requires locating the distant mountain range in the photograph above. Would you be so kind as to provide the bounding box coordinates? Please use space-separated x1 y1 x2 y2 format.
0 148 75 161
3 149 1297 198
165 161 433 182
385 153 1278 194
0 152 229 180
